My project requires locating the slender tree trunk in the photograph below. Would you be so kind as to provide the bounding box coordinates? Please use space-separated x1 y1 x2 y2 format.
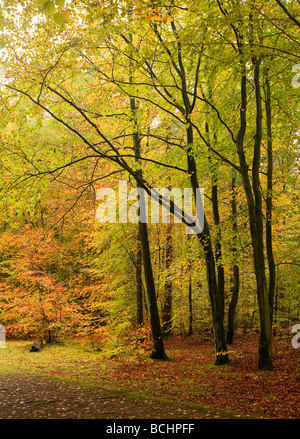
265 73 276 324
252 57 273 370
186 123 229 365
236 58 273 370
165 20 228 364
136 227 143 325
207 123 225 326
227 265 240 344
187 235 193 337
127 22 166 357
137 198 166 359
273 265 279 335
211 179 225 322
215 0 273 370
130 93 167 359
188 275 193 336
162 223 173 336
226 176 240 344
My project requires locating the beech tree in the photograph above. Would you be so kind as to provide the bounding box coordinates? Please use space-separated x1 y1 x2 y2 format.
0 0 298 370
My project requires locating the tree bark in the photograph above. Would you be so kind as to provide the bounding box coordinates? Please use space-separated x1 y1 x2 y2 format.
226 177 240 345
252 57 273 370
136 226 143 325
265 73 276 325
162 223 173 336
211 178 225 322
188 275 193 336
227 265 240 344
130 91 167 359
236 57 273 370
127 21 166 357
186 123 229 365
137 202 166 359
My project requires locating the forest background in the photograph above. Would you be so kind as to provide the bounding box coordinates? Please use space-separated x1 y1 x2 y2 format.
0 0 299 415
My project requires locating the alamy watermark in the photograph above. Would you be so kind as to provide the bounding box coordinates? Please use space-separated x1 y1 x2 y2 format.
95 180 204 234
0 64 6 87
292 64 300 89
0 325 5 348
292 324 300 349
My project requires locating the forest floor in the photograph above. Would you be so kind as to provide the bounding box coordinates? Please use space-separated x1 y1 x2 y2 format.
0 374 247 419
0 333 299 419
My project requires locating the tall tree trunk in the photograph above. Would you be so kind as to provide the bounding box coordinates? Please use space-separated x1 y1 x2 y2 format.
186 123 229 365
236 58 273 370
128 20 166 358
265 72 276 324
187 235 193 336
137 196 166 359
211 178 225 322
163 20 229 364
188 275 193 336
216 0 273 370
226 176 240 345
130 94 167 359
227 265 240 344
273 265 279 335
136 227 143 325
252 57 273 370
162 223 173 336
207 123 225 325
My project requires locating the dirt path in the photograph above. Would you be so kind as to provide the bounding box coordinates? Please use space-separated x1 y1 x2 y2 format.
0 374 250 419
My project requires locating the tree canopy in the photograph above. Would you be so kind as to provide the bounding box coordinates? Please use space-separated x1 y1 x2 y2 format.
0 0 299 371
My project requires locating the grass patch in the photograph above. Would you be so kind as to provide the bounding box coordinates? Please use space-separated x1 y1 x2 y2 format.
0 340 108 385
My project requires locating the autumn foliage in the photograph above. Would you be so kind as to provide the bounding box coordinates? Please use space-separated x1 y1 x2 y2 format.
0 0 299 419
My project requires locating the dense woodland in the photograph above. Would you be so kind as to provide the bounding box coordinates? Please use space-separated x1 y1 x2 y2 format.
0 0 299 376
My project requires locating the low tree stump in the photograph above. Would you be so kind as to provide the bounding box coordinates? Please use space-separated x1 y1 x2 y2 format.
30 339 43 352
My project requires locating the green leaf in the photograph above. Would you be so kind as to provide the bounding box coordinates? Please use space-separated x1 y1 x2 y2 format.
55 0 65 7
53 11 65 25
36 0 49 6
42 1 56 15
